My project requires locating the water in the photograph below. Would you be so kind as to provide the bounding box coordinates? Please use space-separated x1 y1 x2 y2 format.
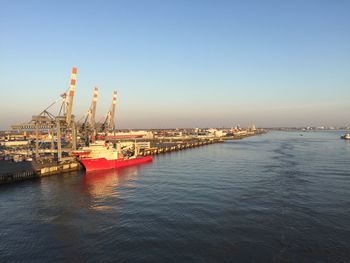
1 131 350 262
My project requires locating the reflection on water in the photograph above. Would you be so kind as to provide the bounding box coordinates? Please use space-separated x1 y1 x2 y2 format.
1 131 350 262
83 167 141 210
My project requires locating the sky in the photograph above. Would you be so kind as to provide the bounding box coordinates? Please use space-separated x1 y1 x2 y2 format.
0 0 349 129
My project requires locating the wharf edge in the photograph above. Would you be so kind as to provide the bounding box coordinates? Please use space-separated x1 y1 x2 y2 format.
0 134 262 185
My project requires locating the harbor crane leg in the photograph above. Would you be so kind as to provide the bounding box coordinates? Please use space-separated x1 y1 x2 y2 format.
56 120 62 161
35 123 39 158
50 126 55 157
72 122 77 150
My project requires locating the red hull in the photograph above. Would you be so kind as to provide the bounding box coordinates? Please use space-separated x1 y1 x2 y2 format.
80 156 152 172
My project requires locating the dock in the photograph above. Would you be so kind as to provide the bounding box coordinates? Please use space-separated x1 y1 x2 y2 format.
0 138 224 185
139 138 223 156
0 158 81 185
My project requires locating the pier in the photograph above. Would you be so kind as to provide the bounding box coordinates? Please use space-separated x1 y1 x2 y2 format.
1 66 266 185
0 129 267 185
0 158 81 185
0 138 226 185
139 138 223 156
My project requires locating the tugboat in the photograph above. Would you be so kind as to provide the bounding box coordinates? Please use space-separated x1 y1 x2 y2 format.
72 141 152 172
341 133 350 140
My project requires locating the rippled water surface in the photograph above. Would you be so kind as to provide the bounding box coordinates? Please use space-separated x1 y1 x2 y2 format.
1 131 350 262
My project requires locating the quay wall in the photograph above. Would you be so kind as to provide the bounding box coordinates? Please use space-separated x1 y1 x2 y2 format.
0 160 81 185
0 134 263 185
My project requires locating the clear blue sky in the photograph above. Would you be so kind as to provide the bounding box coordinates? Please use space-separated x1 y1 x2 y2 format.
1 0 349 129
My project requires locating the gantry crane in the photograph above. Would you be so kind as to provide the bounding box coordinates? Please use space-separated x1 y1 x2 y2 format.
80 87 99 145
54 67 78 160
100 90 117 137
12 67 78 161
65 67 77 125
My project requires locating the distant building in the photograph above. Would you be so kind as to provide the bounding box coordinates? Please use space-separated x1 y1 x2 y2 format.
207 129 225 137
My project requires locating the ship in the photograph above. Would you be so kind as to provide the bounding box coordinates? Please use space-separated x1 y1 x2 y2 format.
72 141 152 172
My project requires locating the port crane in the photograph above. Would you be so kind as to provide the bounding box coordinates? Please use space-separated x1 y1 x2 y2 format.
11 67 119 161
12 67 78 161
100 90 117 137
80 87 99 145
53 67 78 160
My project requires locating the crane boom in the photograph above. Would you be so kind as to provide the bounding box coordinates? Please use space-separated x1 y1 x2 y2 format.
91 87 99 128
111 90 117 130
100 90 118 134
80 87 99 145
66 67 77 125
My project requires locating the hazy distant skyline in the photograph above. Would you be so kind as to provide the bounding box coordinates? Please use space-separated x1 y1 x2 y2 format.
1 0 350 129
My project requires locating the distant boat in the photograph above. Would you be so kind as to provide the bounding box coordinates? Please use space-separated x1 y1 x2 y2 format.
341 133 350 140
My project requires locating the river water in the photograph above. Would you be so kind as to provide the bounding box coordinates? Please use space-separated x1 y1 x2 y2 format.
1 131 350 262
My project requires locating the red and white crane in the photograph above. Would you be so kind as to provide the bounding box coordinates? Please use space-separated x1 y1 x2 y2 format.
80 87 99 144
65 67 77 125
101 90 117 134
82 87 99 130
